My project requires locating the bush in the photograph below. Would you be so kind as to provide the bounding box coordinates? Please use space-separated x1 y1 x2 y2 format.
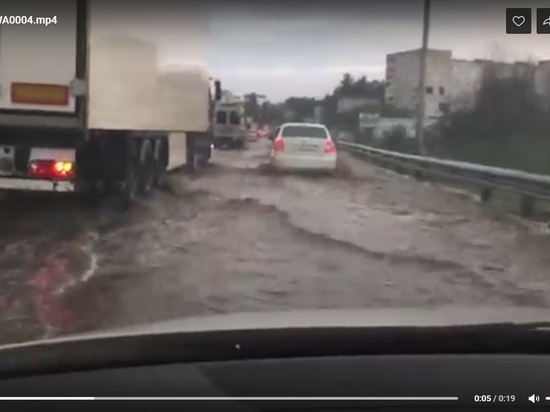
430 65 550 174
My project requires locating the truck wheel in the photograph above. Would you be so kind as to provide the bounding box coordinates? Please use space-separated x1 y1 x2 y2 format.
187 142 207 175
119 162 138 210
152 140 167 187
203 144 212 165
196 146 210 169
193 150 207 173
186 145 196 174
138 150 155 197
152 158 165 188
81 186 103 210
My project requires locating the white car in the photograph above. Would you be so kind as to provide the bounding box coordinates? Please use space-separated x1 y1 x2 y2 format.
269 122 337 172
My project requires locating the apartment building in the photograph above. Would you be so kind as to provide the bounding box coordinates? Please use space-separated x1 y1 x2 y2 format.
385 48 550 118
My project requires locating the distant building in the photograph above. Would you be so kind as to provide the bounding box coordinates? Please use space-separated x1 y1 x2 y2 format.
385 48 550 119
385 49 452 120
337 96 381 114
313 106 323 123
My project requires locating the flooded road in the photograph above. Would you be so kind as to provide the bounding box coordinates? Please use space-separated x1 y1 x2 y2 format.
1 139 550 345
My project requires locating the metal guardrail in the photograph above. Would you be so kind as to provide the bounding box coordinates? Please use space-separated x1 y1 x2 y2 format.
337 141 550 218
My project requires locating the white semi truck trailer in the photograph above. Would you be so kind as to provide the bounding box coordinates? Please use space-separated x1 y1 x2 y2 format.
0 0 221 208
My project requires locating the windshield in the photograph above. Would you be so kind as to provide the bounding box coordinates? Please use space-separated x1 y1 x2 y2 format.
216 111 227 125
281 125 328 139
228 110 241 125
3 0 550 350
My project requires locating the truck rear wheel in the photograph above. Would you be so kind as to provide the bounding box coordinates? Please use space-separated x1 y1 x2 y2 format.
81 186 103 210
193 150 206 173
152 156 165 187
186 145 196 174
196 146 210 169
186 146 205 174
138 146 155 197
119 162 138 210
152 138 167 188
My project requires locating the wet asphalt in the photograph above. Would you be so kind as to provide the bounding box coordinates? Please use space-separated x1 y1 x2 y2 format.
1 139 550 346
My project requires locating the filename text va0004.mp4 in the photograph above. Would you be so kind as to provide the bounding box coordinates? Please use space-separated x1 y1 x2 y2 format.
0 16 57 26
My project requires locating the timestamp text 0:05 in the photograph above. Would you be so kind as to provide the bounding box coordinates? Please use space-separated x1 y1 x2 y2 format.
474 395 515 402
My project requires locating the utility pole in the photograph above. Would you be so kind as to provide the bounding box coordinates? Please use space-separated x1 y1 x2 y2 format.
415 0 430 155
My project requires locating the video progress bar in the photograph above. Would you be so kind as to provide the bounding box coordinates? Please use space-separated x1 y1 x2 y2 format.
0 397 460 401
106 397 460 401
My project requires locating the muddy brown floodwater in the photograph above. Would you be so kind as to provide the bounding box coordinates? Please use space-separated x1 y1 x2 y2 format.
1 139 550 345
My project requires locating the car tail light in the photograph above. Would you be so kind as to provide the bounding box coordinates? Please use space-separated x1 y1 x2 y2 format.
28 160 74 179
324 139 336 154
273 136 285 152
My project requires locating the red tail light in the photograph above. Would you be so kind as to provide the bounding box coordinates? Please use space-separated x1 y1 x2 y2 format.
324 139 336 154
28 160 74 179
273 136 285 152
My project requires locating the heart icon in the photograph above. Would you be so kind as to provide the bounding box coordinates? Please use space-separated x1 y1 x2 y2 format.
512 15 525 27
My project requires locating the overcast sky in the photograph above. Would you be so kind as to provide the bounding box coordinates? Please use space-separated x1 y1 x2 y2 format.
204 0 550 102
93 0 550 102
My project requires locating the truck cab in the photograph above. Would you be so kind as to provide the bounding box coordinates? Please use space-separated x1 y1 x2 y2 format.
213 96 247 149
185 78 222 171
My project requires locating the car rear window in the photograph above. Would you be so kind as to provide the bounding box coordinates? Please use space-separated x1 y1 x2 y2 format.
281 126 328 139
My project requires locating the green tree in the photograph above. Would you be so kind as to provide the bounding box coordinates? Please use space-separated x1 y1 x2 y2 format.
243 93 260 120
336 73 354 95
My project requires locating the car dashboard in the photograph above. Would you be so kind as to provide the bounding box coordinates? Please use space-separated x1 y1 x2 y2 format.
0 324 548 410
